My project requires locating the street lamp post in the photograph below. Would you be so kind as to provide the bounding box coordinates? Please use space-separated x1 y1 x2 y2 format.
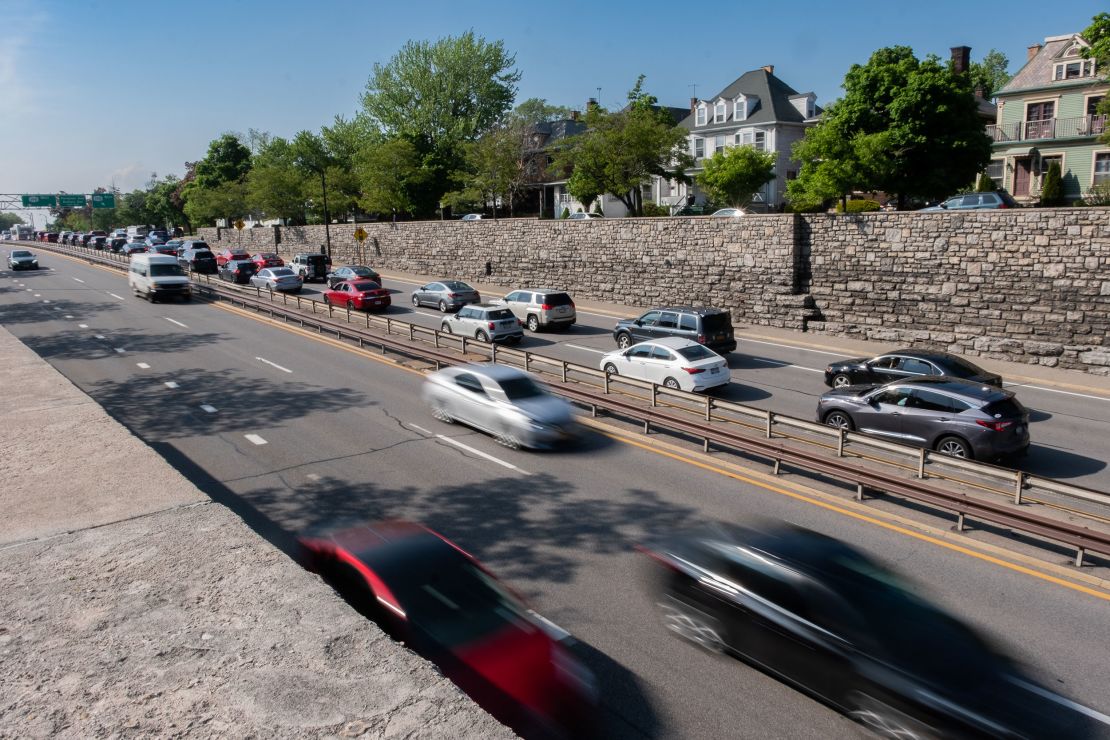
320 170 331 258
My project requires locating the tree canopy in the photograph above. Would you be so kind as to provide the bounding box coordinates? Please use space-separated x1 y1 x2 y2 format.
696 145 777 208
969 49 1010 99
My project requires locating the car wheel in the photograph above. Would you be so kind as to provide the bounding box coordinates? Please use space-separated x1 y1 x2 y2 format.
411 294 420 306
430 402 454 424
824 411 854 430
616 333 633 350
603 363 618 375
832 373 853 388
658 598 726 654
476 330 490 343
439 300 448 313
441 323 452 334
847 691 931 740
322 295 330 306
526 314 540 332
663 376 681 390
496 426 522 450
936 435 972 459
346 300 355 310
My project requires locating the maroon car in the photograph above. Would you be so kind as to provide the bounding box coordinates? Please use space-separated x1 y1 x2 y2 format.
322 280 391 311
251 252 284 269
298 521 597 737
215 248 251 267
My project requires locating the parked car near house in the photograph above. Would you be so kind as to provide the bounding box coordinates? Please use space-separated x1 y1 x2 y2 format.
567 212 602 220
920 191 1018 211
460 213 484 221
710 208 747 217
411 280 481 312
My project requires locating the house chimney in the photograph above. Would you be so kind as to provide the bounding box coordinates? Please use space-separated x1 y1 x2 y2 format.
1027 43 1042 62
690 96 698 113
762 65 774 75
587 97 598 111
974 85 984 100
950 46 970 75
570 110 579 121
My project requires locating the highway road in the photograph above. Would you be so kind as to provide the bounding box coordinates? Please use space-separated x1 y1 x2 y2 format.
4 250 1110 738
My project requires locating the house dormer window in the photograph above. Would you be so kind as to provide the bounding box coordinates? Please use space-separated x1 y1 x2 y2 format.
1054 59 1095 80
734 96 747 121
695 104 707 126
714 101 727 123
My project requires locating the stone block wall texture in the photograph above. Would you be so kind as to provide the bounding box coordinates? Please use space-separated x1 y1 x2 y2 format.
199 207 1110 374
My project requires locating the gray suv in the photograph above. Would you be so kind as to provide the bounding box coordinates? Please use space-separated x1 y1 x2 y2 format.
440 303 524 344
816 377 1030 460
493 289 576 331
921 191 1018 211
614 306 736 354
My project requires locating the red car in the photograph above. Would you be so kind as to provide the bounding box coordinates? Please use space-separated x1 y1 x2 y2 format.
322 280 391 311
251 252 285 269
215 248 251 267
46 232 59 242
298 521 597 738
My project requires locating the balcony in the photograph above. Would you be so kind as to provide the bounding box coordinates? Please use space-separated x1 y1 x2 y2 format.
987 114 1107 143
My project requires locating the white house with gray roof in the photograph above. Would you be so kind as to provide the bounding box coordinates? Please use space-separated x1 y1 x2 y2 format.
657 65 820 212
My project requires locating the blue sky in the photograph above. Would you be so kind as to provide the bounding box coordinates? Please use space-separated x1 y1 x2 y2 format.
2 0 1106 224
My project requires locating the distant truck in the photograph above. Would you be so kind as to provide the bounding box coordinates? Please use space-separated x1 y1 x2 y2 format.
12 225 33 241
126 225 150 239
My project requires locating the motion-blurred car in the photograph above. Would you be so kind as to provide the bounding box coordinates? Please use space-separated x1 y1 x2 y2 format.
600 337 730 392
160 239 185 255
215 248 251 267
411 280 481 312
298 520 597 736
440 304 523 344
817 376 1030 459
640 522 1090 738
122 242 147 256
251 252 285 270
8 250 39 270
423 364 576 449
322 279 390 311
491 289 576 331
824 350 1002 389
326 264 380 288
249 266 303 293
217 259 257 284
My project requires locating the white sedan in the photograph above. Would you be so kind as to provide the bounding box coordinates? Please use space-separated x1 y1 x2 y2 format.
599 337 730 392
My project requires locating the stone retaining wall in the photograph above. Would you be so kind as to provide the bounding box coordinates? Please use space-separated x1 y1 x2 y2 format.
199 207 1110 374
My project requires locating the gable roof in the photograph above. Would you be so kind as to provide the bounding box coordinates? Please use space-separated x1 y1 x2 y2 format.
997 34 1098 95
679 68 818 130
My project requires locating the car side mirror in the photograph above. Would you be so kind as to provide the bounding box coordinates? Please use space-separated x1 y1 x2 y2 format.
633 319 642 326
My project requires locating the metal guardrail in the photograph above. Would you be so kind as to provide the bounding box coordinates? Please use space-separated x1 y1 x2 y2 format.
24 240 1110 565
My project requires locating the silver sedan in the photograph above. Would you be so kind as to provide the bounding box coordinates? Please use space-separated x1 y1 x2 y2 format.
422 364 577 449
250 267 304 293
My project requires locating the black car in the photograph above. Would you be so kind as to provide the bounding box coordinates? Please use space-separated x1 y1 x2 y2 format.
107 237 128 252
179 246 218 274
613 306 736 354
327 265 380 289
89 236 107 250
218 259 257 284
824 349 1002 389
641 522 1091 738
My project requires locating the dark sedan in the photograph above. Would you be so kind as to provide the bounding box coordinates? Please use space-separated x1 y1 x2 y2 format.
817 376 1029 459
217 259 258 284
824 349 1002 389
641 522 1092 739
298 521 597 736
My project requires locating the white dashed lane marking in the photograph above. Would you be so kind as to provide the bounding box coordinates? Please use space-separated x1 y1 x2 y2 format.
256 357 292 373
164 381 179 389
200 404 217 413
165 317 188 328
113 348 126 354
244 434 268 446
564 344 606 354
94 334 105 339
136 362 150 369
73 278 85 283
108 292 125 300
435 434 529 474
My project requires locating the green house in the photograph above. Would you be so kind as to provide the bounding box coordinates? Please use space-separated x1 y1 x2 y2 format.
988 33 1108 204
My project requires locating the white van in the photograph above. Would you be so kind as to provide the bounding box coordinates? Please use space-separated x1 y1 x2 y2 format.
126 225 150 239
129 253 191 302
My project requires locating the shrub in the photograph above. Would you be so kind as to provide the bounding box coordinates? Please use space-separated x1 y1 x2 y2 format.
1079 182 1110 207
560 207 570 219
640 202 668 217
975 174 997 192
1039 162 1063 207
835 199 881 213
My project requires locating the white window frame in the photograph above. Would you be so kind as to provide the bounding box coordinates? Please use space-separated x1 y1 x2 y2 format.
695 105 707 126
985 159 1004 187
1093 151 1110 186
734 96 747 121
713 101 727 124
1054 59 1095 81
714 135 727 155
693 137 704 158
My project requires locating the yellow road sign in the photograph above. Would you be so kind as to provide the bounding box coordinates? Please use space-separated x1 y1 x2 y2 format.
234 219 245 231
354 226 368 243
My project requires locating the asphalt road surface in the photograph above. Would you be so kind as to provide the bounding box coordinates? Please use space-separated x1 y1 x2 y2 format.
3 251 1110 739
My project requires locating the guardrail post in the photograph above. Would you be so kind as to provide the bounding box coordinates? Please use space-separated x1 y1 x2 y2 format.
956 513 965 532
346 307 351 322
643 418 651 434
561 361 568 383
491 344 498 364
1013 472 1024 505
917 448 927 479
462 337 468 354
408 324 415 341
1075 548 1085 568
705 396 712 422
524 352 531 372
434 331 440 349
703 438 710 453
604 372 611 394
310 301 316 314
365 314 370 328
836 428 845 457
651 384 658 407
855 483 865 501
385 318 392 335
327 304 334 319
282 292 287 306
773 459 781 475
765 411 773 439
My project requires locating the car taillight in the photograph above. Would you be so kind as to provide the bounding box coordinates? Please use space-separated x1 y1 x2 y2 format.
999 203 1008 209
541 303 552 310
682 367 705 374
696 334 707 344
488 322 495 329
976 419 1013 432
448 293 458 298
518 319 524 326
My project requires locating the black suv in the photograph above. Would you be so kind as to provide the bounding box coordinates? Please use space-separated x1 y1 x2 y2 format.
641 523 1090 738
179 243 218 274
613 306 736 354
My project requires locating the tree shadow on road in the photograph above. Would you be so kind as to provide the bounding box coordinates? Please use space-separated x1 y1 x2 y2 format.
21 327 224 361
0 299 121 326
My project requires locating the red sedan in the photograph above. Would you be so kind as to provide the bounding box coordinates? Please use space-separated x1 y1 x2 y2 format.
322 280 391 311
298 521 597 737
215 248 251 267
251 252 285 269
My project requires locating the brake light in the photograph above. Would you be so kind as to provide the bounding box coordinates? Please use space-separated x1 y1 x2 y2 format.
682 367 705 374
976 419 1013 432
448 293 458 298
518 319 524 326
488 322 495 329
696 334 707 344
999 203 1008 209
541 303 552 310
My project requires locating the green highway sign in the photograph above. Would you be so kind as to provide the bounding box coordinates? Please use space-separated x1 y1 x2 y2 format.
90 193 116 209
21 194 57 208
58 194 87 208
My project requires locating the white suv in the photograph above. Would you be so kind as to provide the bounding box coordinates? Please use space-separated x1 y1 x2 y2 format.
492 289 576 331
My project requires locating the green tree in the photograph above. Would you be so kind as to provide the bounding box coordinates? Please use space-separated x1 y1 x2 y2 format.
446 125 522 218
193 134 252 189
246 137 309 222
1081 13 1110 143
550 77 689 216
512 98 574 124
1039 161 1063 206
975 173 997 192
790 46 991 209
183 180 247 228
354 137 429 215
0 213 25 230
696 146 777 208
969 49 1010 99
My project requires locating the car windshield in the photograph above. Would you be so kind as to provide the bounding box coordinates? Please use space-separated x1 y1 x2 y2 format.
442 281 472 291
498 376 546 400
12 251 31 257
192 252 215 260
351 281 380 291
261 253 279 259
486 308 515 320
677 344 716 361
190 242 209 250
150 264 184 277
